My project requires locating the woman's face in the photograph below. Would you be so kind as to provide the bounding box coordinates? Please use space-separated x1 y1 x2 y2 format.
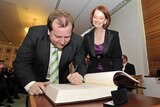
92 9 107 28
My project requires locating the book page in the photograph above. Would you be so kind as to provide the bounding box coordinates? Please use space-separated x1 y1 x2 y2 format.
114 71 139 83
49 83 106 90
113 71 139 87
84 71 121 87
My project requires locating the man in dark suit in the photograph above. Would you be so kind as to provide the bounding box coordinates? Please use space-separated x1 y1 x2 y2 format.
0 60 15 105
13 10 87 96
122 55 136 75
0 60 7 106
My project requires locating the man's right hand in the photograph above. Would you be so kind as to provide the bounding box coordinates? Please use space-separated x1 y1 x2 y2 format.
28 81 50 95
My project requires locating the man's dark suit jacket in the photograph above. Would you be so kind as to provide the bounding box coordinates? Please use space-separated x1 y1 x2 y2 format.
13 25 87 87
0 70 7 102
124 63 136 75
83 28 122 73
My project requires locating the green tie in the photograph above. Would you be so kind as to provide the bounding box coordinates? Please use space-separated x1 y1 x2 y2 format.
49 48 59 84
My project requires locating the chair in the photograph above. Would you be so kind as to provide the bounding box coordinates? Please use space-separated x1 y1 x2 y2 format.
131 75 143 95
26 94 30 107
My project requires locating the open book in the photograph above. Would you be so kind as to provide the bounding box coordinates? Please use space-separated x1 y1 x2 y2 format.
45 71 139 105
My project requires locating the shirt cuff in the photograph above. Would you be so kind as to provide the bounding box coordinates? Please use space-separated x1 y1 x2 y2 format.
24 81 36 92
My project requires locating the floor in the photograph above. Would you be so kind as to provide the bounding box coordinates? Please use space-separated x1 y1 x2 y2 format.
2 93 26 107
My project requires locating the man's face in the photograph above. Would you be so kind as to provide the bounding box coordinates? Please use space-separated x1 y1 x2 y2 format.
48 19 72 49
0 62 4 69
122 56 127 64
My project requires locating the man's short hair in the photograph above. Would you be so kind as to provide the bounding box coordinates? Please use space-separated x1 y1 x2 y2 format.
47 10 74 32
122 55 128 61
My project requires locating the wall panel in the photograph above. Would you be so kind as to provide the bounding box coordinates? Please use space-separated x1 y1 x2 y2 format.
141 0 160 75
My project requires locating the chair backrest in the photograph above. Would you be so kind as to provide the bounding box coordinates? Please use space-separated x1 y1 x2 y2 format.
131 75 143 95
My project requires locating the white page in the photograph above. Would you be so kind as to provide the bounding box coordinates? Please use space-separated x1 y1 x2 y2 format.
84 71 121 86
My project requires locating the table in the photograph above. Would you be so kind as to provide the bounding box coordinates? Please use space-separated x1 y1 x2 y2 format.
29 94 160 107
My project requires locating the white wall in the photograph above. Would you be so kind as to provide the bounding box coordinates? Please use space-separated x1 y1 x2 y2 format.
109 0 160 97
143 78 160 98
109 0 149 75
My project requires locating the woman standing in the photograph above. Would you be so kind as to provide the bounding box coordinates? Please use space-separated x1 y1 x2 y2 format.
83 5 122 73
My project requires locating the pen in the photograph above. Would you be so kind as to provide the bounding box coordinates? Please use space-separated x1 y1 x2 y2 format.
73 65 78 73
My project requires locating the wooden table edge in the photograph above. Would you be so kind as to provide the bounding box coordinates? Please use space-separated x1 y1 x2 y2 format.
29 95 37 107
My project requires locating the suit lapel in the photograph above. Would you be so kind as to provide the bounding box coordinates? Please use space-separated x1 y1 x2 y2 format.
103 30 113 55
59 43 72 69
43 36 50 72
88 29 96 57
